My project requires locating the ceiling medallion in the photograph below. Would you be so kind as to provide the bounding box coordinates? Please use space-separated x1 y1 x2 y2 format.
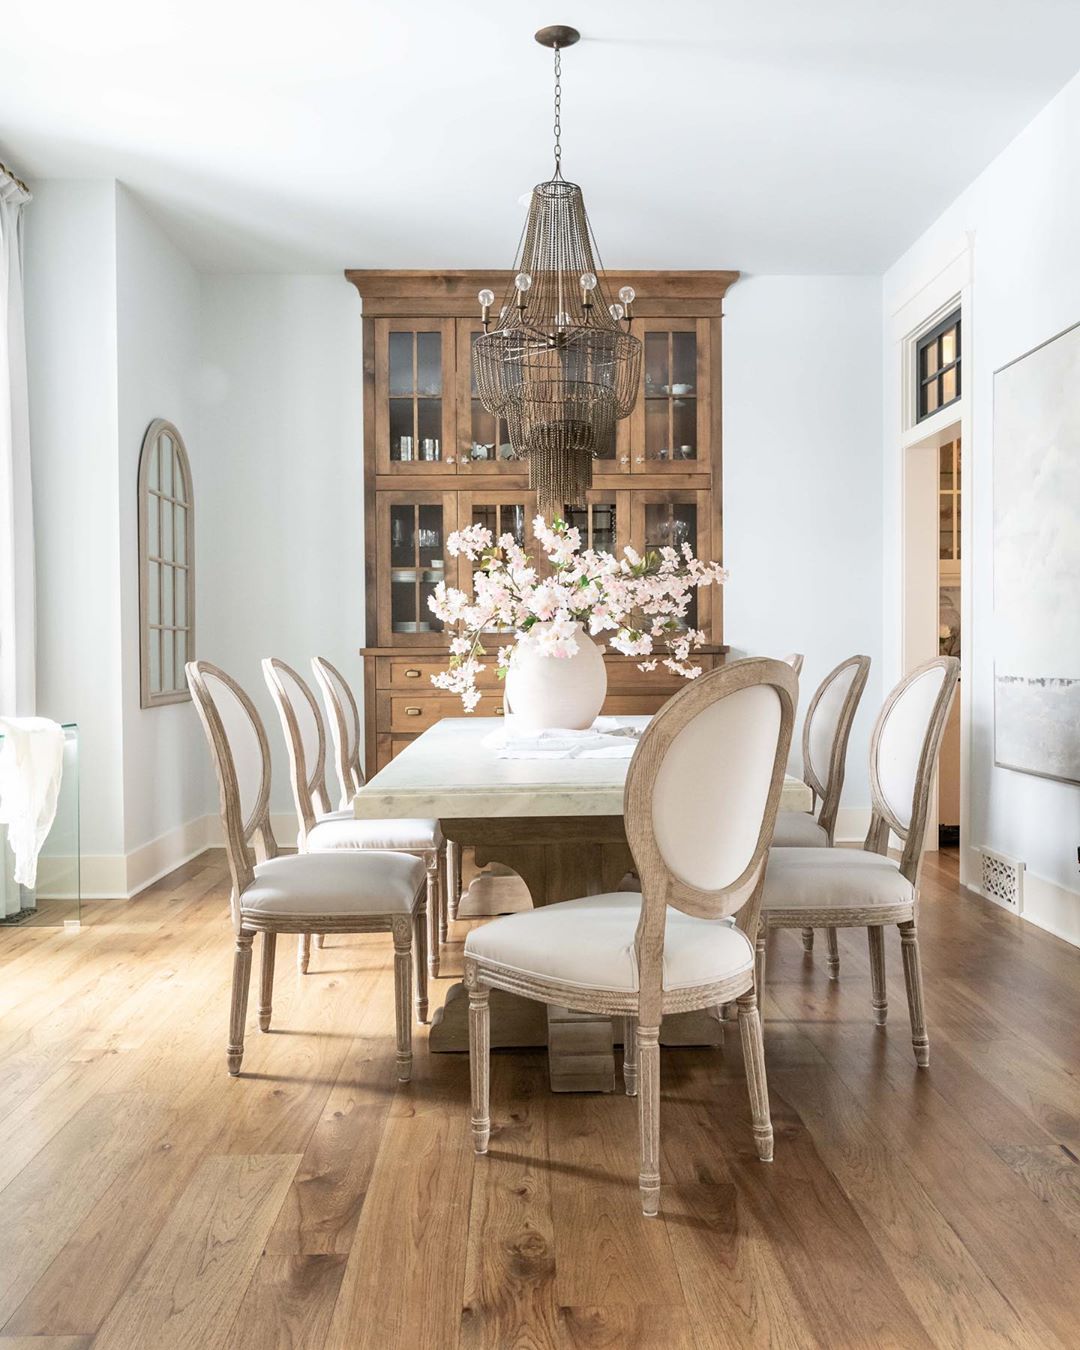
473 25 641 520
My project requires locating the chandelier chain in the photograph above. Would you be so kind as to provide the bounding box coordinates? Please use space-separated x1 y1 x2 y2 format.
553 46 562 172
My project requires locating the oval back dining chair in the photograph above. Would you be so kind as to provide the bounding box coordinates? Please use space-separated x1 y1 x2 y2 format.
264 657 444 981
187 660 428 1079
759 655 959 1065
782 652 804 677
311 655 364 809
463 657 797 1217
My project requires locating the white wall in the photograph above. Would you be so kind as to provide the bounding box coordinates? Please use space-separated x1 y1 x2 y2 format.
198 275 364 816
725 276 883 827
116 187 210 876
883 67 1080 942
24 181 125 887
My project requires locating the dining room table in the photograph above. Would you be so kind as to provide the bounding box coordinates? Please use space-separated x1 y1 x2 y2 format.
354 714 814 1092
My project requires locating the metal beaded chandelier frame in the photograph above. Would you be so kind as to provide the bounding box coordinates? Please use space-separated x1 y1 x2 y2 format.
473 25 642 520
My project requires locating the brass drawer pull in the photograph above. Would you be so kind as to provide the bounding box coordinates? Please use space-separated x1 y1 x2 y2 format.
405 706 422 716
404 668 421 678
496 706 505 715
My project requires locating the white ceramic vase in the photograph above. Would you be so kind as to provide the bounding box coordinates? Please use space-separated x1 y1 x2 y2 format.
504 623 608 731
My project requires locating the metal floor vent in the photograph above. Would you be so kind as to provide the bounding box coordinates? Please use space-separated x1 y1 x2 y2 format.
979 846 1025 912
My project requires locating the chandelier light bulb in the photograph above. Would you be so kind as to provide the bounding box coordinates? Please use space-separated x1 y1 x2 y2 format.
477 288 495 307
608 302 625 321
618 286 636 305
514 272 533 292
579 272 597 291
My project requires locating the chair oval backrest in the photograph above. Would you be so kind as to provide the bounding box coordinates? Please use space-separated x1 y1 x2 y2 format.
312 656 364 807
186 661 276 908
802 654 871 839
262 658 332 835
783 652 804 677
869 657 959 869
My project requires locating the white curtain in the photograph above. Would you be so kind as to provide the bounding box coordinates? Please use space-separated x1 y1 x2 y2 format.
0 164 33 916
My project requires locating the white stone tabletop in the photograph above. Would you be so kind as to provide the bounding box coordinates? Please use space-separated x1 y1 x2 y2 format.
354 716 814 820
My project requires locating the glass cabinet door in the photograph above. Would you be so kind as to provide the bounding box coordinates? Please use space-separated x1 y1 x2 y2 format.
457 491 532 617
629 320 710 472
456 323 521 475
561 491 629 555
376 492 457 645
631 490 714 635
374 320 457 474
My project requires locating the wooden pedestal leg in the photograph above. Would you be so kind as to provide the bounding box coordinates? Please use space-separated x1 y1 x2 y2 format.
637 1026 661 1216
826 927 840 980
868 924 888 1025
227 932 254 1075
297 933 311 974
447 840 462 923
314 934 325 949
737 987 774 1162
468 981 491 1154
899 920 930 1067
258 931 276 1032
413 904 429 1025
425 854 440 980
623 1016 638 1096
391 917 413 1082
801 927 814 952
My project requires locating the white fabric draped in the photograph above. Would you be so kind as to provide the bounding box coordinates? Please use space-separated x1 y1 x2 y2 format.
0 165 34 719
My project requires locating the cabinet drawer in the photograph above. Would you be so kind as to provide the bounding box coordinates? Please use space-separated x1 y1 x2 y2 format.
384 658 502 691
388 693 506 733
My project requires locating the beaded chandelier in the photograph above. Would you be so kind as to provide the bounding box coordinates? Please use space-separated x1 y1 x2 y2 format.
473 25 641 520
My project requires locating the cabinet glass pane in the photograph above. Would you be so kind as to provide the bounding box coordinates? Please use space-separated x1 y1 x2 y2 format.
644 333 669 395
645 399 669 460
389 399 414 461
175 630 187 687
565 500 617 553
148 560 160 624
416 401 442 459
416 332 441 396
671 332 697 390
174 504 187 565
388 332 413 396
388 502 444 635
644 501 699 626
671 400 697 461
390 505 415 567
417 505 444 565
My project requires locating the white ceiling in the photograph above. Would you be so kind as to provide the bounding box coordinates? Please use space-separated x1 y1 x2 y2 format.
4 0 1080 274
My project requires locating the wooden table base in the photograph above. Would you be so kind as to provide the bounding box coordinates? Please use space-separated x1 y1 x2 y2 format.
430 818 723 1091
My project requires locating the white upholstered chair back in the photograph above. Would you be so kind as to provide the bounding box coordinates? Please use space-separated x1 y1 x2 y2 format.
868 656 959 880
312 656 364 808
625 658 797 1023
802 654 871 840
262 658 333 837
186 661 277 923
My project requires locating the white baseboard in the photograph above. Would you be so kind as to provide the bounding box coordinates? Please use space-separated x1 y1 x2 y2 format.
1012 870 1080 948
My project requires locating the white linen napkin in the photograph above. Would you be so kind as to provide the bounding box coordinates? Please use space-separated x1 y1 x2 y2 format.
0 717 65 888
483 716 643 760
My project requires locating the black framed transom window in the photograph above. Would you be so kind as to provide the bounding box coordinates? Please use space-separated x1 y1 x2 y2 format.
917 309 961 421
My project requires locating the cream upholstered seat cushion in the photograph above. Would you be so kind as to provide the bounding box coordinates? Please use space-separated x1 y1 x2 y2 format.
763 847 914 911
770 810 829 848
465 892 754 993
240 851 426 918
305 810 442 853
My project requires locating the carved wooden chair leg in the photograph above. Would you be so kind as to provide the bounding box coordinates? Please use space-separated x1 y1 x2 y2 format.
622 1016 638 1096
754 924 767 999
258 931 276 1032
801 927 814 952
825 926 840 980
468 982 491 1154
297 932 311 974
737 987 774 1162
424 853 440 980
227 931 254 1075
438 856 449 947
899 920 930 1067
413 903 429 1025
391 916 414 1082
868 924 888 1025
314 934 325 949
637 1025 661 1216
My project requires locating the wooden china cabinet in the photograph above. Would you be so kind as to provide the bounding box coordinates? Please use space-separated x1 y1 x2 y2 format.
346 269 738 773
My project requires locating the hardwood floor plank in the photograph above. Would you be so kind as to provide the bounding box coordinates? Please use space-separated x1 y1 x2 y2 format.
92 1152 300 1350
461 1055 560 1350
994 1143 1080 1243
0 1337 92 1349
556 1304 698 1350
221 1254 348 1350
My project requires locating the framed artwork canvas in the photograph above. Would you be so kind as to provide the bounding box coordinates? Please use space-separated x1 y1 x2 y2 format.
993 319 1080 785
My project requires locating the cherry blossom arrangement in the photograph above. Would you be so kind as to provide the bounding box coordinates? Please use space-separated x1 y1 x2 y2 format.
427 516 728 710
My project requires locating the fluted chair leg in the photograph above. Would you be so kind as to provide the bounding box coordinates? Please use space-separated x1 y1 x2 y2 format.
438 855 449 947
297 932 311 974
227 932 254 1075
258 932 276 1032
754 925 767 999
801 927 814 952
899 920 930 1067
623 1017 638 1096
391 917 414 1082
637 1026 661 1216
425 854 440 979
738 987 774 1162
868 925 888 1024
413 903 429 1025
826 927 840 980
469 984 491 1154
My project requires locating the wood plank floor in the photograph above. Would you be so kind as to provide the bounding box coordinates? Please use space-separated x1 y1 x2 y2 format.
2 848 1080 1348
